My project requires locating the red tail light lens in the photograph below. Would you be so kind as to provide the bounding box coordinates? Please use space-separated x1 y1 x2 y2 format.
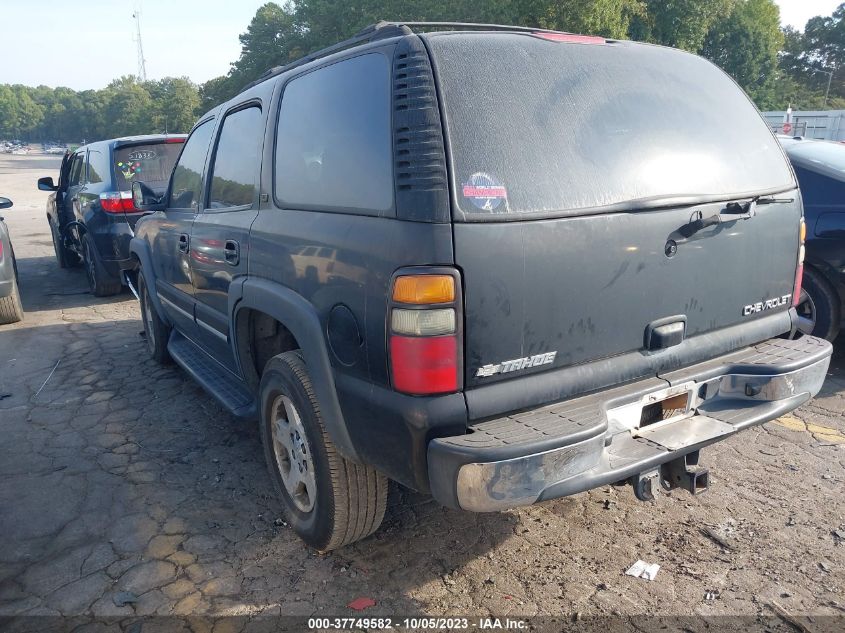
100 191 135 213
165 137 185 144
389 270 461 395
390 336 458 394
793 220 806 307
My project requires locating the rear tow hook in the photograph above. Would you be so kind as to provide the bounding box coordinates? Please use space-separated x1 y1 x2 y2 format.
630 452 710 501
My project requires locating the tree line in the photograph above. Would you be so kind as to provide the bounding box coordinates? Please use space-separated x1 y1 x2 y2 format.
2 0 844 142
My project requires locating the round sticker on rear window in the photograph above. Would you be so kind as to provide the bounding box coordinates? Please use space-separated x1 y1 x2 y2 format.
462 172 508 212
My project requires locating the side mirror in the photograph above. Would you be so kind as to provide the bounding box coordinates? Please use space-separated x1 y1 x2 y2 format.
132 181 165 212
37 176 58 192
0 197 12 210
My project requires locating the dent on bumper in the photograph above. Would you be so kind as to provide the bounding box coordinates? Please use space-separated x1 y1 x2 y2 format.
429 336 832 512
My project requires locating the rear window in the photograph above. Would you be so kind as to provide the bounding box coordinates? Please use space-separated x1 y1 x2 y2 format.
114 141 184 193
425 33 795 219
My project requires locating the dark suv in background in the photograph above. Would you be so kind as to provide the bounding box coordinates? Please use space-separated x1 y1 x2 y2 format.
780 137 845 342
130 22 831 551
38 135 185 295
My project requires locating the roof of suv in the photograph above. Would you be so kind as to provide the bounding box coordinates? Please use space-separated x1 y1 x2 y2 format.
78 134 187 153
237 21 615 95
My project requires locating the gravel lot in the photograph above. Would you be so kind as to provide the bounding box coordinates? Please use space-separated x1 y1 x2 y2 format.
1 153 844 629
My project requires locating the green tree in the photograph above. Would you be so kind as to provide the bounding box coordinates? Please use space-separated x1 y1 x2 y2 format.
701 0 783 109
630 0 729 51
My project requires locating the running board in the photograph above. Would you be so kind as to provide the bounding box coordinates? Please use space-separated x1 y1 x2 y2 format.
167 331 257 418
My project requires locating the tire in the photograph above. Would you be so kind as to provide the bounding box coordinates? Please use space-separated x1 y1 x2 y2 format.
49 217 80 268
82 234 122 297
795 266 840 342
259 351 388 551
0 277 24 324
138 272 172 364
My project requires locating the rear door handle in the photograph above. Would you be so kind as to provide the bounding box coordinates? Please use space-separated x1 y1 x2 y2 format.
178 233 189 253
224 240 240 266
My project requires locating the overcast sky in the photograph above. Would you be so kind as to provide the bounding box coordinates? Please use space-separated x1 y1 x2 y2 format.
0 0 841 90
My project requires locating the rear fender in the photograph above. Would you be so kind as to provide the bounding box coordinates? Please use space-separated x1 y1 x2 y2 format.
230 277 359 462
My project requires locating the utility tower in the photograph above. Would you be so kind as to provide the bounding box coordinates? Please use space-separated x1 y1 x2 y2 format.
133 9 148 82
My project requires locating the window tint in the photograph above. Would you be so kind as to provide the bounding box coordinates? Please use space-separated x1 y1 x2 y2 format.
793 165 845 207
169 120 214 210
68 153 85 186
114 142 184 193
87 149 109 184
426 33 795 218
208 106 263 209
275 53 392 214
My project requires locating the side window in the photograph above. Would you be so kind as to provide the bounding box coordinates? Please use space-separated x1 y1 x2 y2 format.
274 53 393 214
87 149 109 184
68 153 85 186
169 120 215 210
208 106 263 209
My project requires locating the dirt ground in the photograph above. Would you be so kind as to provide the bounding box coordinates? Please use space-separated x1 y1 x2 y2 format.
0 152 844 630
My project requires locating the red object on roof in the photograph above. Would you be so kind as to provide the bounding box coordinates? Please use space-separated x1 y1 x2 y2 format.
533 32 606 44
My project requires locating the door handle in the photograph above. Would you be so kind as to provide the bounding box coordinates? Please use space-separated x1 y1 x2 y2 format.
178 233 189 253
224 240 240 266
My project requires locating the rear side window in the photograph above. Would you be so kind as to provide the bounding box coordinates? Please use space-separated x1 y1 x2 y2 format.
274 53 393 214
425 33 795 219
208 106 263 209
115 142 184 194
169 122 215 210
87 149 109 184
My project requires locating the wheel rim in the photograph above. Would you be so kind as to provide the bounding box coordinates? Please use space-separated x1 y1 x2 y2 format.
84 241 97 289
141 283 156 355
795 288 817 335
50 221 62 261
270 394 317 513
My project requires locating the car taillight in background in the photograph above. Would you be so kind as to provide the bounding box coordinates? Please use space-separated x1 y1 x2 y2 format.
793 217 806 307
99 191 135 213
389 271 461 395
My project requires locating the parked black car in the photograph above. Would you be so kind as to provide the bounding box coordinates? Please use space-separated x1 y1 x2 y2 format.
38 135 186 296
0 196 23 324
780 137 845 341
130 22 831 551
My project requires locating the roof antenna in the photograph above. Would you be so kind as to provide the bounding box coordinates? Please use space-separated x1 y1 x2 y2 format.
133 6 148 82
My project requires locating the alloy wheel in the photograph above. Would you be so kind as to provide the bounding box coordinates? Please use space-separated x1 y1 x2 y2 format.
270 394 317 513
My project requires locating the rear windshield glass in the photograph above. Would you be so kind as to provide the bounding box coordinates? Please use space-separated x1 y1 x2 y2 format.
114 142 184 193
425 33 795 219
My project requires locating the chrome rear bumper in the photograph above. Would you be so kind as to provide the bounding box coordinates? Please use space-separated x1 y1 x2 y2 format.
428 336 832 512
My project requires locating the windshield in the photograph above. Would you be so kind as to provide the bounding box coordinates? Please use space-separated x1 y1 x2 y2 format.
425 33 795 219
113 142 184 193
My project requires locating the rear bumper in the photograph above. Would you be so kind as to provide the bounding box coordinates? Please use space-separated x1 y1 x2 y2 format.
428 336 832 512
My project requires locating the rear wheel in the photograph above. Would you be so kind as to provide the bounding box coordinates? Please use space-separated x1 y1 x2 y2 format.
82 234 121 297
0 277 24 324
795 266 840 342
138 272 171 364
49 217 79 268
259 351 388 551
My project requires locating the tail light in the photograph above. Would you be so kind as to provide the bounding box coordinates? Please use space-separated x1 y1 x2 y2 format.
793 218 806 307
99 191 135 213
389 271 461 395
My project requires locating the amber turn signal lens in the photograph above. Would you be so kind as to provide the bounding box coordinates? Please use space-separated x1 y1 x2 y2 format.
393 275 455 304
799 219 806 243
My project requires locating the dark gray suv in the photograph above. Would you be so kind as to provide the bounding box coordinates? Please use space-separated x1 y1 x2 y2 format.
130 22 832 551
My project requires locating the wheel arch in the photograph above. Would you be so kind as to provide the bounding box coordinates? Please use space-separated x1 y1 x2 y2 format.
129 237 171 327
230 277 360 462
